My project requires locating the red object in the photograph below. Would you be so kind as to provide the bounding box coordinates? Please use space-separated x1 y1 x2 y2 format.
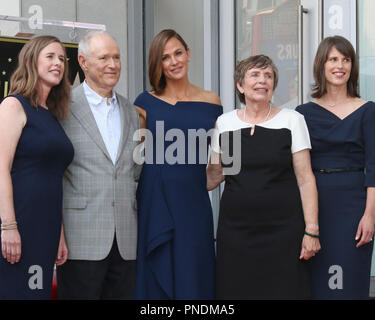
51 269 58 300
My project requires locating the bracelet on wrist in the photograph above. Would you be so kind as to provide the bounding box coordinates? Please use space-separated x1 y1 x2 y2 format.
1 221 18 231
304 230 320 238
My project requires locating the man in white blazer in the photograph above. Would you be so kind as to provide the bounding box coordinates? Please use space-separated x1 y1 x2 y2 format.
57 31 140 299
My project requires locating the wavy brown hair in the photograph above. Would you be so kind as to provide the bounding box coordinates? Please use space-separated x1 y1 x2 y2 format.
148 29 189 95
312 35 359 98
9 35 70 119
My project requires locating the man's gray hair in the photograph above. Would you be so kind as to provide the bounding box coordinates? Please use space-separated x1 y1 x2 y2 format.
78 30 116 56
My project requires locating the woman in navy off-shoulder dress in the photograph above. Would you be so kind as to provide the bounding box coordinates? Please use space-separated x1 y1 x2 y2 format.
296 36 375 299
134 29 222 299
0 36 73 299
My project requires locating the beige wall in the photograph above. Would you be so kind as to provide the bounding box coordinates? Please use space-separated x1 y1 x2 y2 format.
1 0 128 97
0 0 21 36
154 0 204 88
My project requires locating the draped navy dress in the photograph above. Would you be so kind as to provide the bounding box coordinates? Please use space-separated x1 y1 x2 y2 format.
134 91 222 299
296 101 375 299
0 94 74 299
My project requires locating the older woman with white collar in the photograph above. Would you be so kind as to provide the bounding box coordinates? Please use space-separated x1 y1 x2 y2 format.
208 54 320 299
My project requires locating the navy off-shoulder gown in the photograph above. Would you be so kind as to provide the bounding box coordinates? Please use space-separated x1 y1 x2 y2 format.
134 91 222 299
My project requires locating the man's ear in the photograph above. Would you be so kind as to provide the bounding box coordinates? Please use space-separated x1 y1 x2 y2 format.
78 54 88 72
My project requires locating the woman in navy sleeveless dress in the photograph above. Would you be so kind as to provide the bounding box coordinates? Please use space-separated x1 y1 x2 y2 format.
135 29 222 299
0 36 73 299
296 36 375 299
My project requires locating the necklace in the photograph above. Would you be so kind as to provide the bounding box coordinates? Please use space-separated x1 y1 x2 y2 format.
325 97 349 108
243 104 272 136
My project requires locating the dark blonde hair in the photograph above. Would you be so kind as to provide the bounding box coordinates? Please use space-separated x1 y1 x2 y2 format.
148 29 189 94
234 54 278 104
312 35 359 98
9 35 70 119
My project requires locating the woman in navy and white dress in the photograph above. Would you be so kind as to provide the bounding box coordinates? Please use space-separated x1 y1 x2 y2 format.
208 55 321 299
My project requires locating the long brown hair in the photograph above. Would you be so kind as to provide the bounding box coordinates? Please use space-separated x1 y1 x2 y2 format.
148 29 189 95
9 35 70 119
312 35 359 98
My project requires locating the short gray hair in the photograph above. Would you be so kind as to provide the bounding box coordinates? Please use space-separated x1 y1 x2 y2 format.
78 30 116 56
234 54 279 104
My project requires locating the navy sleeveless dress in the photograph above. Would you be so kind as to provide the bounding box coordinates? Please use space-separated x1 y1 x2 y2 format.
296 101 375 299
0 94 74 299
134 91 222 299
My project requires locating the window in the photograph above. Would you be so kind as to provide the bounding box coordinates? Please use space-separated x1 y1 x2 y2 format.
235 0 299 109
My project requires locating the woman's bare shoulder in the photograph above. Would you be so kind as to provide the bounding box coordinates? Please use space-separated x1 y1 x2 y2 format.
0 96 27 126
0 96 25 117
193 86 221 105
1 96 23 108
